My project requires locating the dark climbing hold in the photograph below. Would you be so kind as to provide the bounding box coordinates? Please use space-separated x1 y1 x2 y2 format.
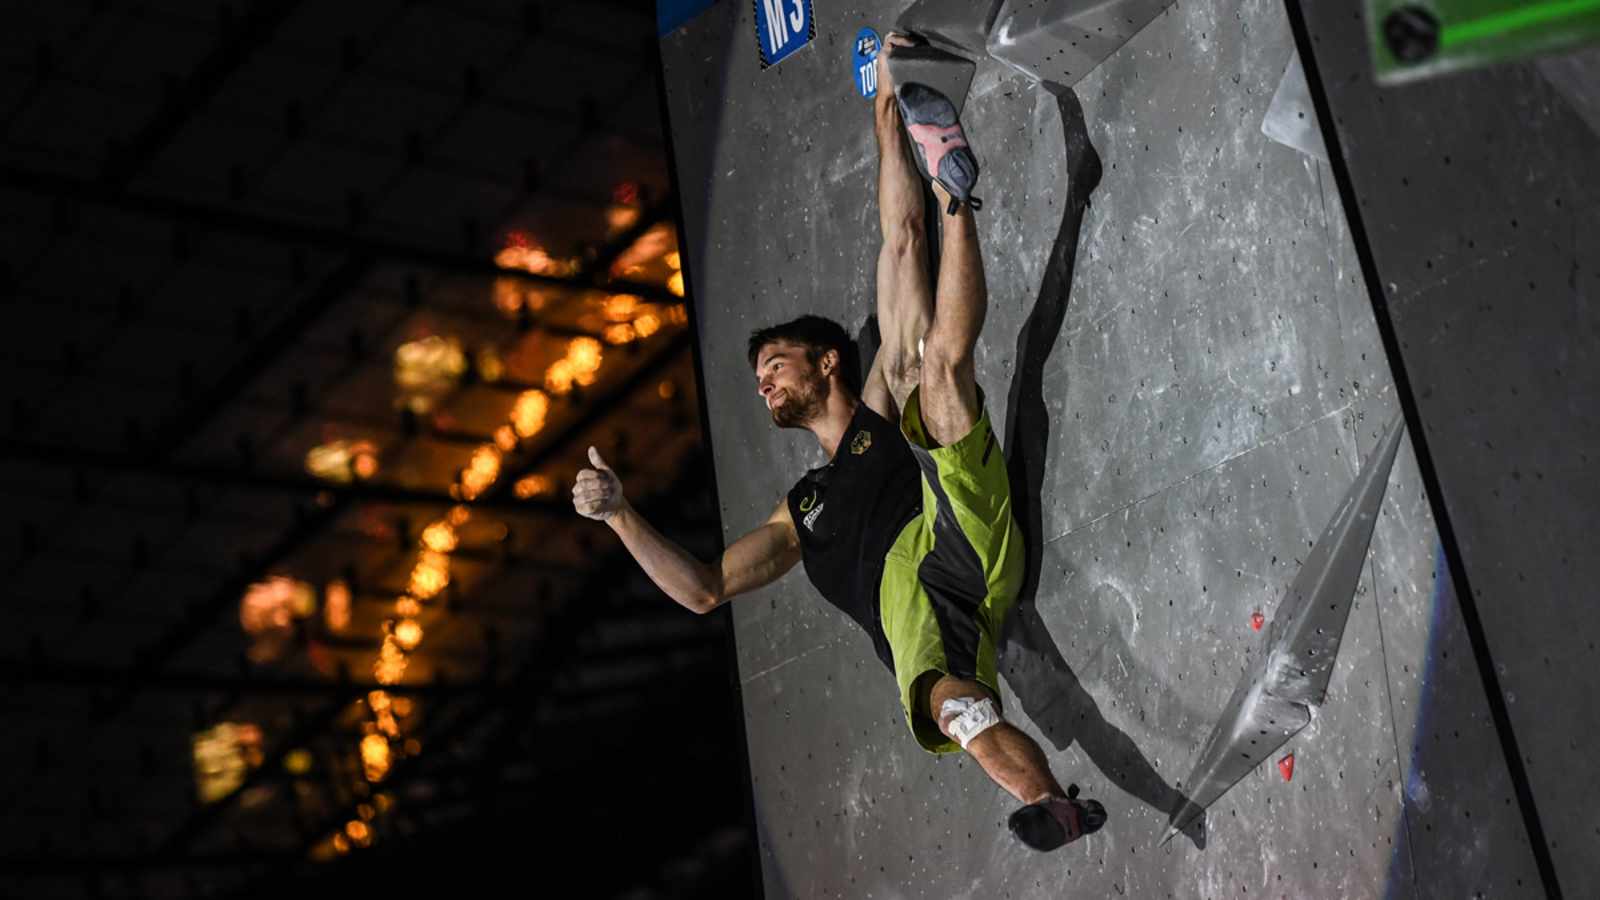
1384 6 1440 64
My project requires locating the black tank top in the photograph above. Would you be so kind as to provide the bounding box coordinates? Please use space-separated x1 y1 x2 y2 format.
786 401 922 671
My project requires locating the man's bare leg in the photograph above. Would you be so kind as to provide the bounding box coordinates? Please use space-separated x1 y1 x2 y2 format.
928 675 1062 804
874 34 933 412
918 179 985 447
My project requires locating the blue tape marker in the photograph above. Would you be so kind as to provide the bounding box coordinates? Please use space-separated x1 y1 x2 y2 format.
852 27 880 99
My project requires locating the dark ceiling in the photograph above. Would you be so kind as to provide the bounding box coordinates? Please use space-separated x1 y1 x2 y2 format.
0 1 752 896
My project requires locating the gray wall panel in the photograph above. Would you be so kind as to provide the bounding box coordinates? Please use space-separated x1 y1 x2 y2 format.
1296 5 1600 895
661 0 1548 895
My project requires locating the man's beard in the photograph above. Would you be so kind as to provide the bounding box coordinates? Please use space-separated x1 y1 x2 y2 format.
770 371 829 429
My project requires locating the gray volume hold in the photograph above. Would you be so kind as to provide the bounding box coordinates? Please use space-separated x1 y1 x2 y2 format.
1166 411 1408 842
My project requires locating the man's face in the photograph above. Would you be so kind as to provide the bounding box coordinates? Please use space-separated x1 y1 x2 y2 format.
754 341 831 429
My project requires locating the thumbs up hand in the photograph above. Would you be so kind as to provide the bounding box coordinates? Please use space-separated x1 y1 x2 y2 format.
572 445 627 522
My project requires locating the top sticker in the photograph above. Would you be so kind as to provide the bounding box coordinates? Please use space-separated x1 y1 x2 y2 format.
852 27 880 98
753 0 815 69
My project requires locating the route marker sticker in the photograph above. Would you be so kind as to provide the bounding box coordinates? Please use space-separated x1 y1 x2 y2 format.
753 0 815 69
852 27 880 98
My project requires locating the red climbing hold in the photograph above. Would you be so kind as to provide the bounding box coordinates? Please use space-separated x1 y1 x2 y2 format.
1278 753 1295 782
1250 610 1265 631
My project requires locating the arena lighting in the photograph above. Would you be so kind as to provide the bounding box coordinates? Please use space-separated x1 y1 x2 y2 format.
305 220 691 857
192 722 264 804
514 473 557 499
305 438 379 483
393 334 467 414
511 389 550 437
324 579 353 632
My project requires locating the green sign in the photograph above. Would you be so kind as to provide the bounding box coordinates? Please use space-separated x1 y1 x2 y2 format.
1368 0 1600 83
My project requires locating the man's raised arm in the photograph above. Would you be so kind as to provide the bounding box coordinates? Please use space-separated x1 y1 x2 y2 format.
572 446 800 614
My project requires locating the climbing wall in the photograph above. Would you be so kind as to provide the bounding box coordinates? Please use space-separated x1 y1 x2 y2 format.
660 1 1545 896
1294 4 1600 896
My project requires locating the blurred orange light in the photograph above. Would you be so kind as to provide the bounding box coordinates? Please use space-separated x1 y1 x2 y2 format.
373 636 407 685
306 439 380 484
393 336 467 414
606 205 641 232
393 618 423 652
493 279 524 316
284 748 314 775
459 444 502 499
332 833 351 855
395 596 421 618
240 576 312 663
633 313 661 339
667 271 684 297
408 550 450 600
360 734 391 782
367 690 391 713
494 424 518 451
658 380 677 400
324 579 352 633
496 243 578 278
193 722 266 804
511 390 550 438
545 359 576 395
568 337 602 375
476 346 505 383
420 521 457 553
514 473 556 499
376 708 400 738
603 323 637 345
602 294 641 321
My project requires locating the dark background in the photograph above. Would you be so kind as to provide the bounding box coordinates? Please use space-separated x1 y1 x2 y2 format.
0 1 757 897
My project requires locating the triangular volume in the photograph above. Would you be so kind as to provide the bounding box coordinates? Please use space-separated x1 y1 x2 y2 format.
987 0 1177 88
1167 412 1407 843
895 0 1004 61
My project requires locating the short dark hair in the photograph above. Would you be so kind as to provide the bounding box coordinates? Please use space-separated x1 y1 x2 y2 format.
747 315 861 394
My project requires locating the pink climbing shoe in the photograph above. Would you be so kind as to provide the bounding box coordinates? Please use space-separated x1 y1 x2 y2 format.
897 80 982 215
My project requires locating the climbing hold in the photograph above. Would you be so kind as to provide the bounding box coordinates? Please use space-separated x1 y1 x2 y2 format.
1250 610 1265 631
1278 753 1295 782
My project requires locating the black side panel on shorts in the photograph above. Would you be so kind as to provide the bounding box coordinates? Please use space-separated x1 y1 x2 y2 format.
907 441 989 681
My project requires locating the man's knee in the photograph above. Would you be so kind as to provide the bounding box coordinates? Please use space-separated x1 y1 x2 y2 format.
920 331 974 384
882 215 926 255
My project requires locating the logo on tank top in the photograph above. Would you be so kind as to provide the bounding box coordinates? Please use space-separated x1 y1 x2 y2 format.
803 500 825 531
850 430 872 455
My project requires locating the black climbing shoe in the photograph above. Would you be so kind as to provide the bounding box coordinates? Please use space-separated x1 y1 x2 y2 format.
1008 785 1106 852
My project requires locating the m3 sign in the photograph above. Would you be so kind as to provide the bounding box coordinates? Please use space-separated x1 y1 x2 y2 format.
753 0 815 68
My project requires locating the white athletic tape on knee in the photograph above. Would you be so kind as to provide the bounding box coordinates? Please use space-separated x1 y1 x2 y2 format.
940 697 1001 749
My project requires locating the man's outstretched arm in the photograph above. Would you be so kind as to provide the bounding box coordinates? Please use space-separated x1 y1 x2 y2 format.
573 446 800 614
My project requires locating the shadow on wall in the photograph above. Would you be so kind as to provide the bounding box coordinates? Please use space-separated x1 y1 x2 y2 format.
994 84 1205 850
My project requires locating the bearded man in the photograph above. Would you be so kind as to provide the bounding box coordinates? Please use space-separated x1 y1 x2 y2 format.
572 34 1103 852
